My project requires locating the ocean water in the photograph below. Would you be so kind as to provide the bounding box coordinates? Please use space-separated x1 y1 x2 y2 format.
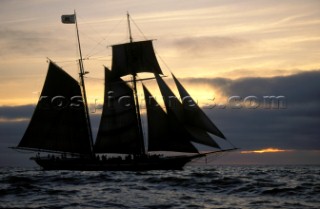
0 165 319 209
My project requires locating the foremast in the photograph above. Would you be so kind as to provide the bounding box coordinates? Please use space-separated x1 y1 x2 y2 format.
127 12 146 155
73 11 94 156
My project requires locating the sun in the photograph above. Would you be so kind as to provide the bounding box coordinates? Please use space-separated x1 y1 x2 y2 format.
241 148 293 154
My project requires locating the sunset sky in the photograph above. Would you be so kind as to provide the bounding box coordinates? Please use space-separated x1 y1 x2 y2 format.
0 0 319 166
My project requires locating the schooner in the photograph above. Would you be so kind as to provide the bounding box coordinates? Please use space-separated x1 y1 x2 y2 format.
12 12 236 170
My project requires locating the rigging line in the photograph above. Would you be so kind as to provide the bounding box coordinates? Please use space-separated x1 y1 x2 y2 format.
85 47 111 59
54 59 78 63
84 76 142 84
85 57 111 61
130 16 148 40
84 76 104 80
227 140 238 149
78 29 108 57
216 151 231 162
60 61 79 69
77 15 106 41
57 60 78 68
76 15 110 57
87 55 111 58
206 152 224 164
85 58 111 62
14 149 35 154
84 16 126 59
155 51 173 74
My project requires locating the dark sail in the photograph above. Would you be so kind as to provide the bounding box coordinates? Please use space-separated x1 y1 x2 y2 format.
111 40 163 77
94 67 141 154
143 85 198 153
172 74 226 139
155 74 221 149
18 62 92 154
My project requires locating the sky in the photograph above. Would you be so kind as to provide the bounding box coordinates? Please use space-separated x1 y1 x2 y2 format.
0 0 319 167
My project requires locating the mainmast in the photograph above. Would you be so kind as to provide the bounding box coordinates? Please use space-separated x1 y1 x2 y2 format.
74 11 94 156
127 12 146 155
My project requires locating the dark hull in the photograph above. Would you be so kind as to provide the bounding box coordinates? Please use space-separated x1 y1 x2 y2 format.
32 155 203 171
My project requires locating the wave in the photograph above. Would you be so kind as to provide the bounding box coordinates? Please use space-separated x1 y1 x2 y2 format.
0 166 319 209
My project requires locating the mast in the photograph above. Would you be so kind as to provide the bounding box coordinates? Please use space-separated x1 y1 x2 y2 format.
127 12 146 155
127 12 133 43
74 11 94 155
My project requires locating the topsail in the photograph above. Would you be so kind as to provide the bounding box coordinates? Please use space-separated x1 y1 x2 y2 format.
111 40 163 77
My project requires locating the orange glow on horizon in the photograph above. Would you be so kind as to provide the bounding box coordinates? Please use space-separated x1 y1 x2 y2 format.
241 148 293 154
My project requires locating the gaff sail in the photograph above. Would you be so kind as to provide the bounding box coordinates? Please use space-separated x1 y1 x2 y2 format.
18 62 92 154
94 67 142 154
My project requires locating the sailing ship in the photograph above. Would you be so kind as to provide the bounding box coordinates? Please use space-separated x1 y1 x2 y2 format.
12 13 236 171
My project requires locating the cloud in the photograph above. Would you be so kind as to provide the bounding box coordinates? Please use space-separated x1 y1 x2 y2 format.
0 28 63 57
1 70 319 166
179 70 320 150
216 68 304 79
171 36 250 56
184 70 320 105
0 105 35 120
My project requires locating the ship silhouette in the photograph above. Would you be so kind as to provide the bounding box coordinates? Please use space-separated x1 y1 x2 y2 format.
13 12 236 170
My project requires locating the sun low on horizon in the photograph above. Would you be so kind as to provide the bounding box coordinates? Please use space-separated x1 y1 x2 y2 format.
241 148 293 154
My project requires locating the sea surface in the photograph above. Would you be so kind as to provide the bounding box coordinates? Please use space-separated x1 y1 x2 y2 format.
0 165 319 209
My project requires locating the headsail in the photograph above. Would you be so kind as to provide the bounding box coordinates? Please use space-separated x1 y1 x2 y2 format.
154 74 221 148
111 40 163 77
94 67 142 154
18 62 92 154
172 74 226 139
143 85 198 153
